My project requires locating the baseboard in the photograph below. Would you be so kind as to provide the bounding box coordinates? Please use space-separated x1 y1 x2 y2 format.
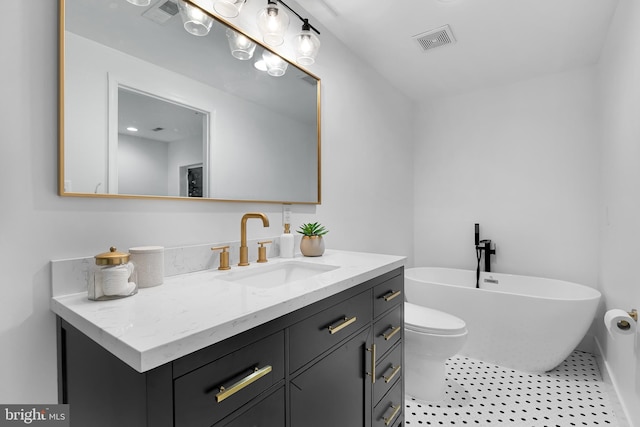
594 337 633 427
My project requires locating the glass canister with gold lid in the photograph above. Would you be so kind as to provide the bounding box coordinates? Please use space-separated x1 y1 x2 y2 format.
88 247 138 301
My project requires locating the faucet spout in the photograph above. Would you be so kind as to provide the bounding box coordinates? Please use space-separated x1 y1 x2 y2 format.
239 212 270 266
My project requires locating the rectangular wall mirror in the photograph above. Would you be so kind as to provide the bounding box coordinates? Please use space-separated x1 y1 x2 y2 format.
59 0 321 204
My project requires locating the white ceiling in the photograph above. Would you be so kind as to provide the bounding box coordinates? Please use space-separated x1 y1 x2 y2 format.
295 0 620 100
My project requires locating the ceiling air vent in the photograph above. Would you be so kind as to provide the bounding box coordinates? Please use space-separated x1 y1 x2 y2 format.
413 25 456 52
143 0 179 25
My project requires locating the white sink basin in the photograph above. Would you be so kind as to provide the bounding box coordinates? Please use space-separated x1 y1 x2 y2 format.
220 261 339 289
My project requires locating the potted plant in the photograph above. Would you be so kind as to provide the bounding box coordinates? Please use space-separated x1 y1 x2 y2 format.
297 222 329 257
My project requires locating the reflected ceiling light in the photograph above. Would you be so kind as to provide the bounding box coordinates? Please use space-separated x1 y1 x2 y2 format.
262 51 288 77
226 28 257 60
126 126 139 132
254 59 268 71
257 0 289 46
126 0 151 6
177 0 214 36
214 0 246 18
293 19 320 65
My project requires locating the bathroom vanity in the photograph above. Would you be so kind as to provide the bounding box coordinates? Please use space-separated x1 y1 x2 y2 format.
52 250 405 427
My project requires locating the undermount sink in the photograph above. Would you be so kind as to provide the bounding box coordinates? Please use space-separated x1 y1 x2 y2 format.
220 261 339 289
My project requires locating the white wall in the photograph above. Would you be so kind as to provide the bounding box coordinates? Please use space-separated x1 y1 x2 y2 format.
414 67 600 287
0 1 414 403
118 134 170 196
596 0 640 424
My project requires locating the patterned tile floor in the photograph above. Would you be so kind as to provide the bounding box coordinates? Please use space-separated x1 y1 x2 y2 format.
405 351 627 427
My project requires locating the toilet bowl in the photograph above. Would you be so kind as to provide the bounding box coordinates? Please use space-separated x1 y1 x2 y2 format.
404 302 468 402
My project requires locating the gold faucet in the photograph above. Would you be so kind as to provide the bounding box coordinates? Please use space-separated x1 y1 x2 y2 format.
239 212 270 266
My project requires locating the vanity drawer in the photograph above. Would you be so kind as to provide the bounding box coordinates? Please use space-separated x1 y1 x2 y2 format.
373 342 402 406
289 289 372 372
373 304 403 359
218 387 285 427
174 331 285 427
373 380 403 427
373 274 404 318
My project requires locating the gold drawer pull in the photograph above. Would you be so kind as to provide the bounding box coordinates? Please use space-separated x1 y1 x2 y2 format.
383 365 401 384
366 344 376 384
382 290 401 302
382 325 401 341
383 403 401 426
328 316 357 335
215 365 272 403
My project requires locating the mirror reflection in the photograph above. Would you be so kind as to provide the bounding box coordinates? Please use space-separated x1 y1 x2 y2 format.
61 0 320 203
116 88 207 197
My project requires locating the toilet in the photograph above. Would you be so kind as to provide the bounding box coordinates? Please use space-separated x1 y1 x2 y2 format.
404 302 468 402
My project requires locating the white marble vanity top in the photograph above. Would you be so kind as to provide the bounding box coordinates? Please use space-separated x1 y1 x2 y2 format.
51 250 405 372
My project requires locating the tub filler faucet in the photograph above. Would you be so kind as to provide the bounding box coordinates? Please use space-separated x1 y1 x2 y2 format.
474 223 496 288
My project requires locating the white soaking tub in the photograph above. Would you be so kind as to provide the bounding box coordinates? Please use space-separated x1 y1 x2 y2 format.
405 267 601 373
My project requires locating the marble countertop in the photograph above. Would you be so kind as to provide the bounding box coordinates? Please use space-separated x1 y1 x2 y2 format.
51 250 405 372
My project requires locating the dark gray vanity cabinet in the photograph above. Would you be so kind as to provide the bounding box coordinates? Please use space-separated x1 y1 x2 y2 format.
57 267 404 427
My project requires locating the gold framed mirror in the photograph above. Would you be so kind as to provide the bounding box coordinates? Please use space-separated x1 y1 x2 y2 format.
59 0 321 204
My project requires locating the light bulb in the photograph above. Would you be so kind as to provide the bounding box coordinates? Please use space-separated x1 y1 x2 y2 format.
293 27 320 66
257 2 289 46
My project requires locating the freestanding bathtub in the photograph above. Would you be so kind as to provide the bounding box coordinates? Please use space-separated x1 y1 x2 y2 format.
405 267 601 373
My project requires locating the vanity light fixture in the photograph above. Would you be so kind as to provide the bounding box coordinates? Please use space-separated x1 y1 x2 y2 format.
256 0 289 46
226 28 257 60
256 0 321 64
214 0 246 18
293 19 320 65
177 0 214 36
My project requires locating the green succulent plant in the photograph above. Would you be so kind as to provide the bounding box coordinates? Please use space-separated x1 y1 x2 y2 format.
297 222 329 237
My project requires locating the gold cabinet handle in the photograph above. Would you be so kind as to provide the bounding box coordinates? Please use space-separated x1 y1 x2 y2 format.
382 290 402 302
366 344 376 384
382 325 401 341
383 404 401 426
328 316 357 335
383 365 401 384
215 365 272 403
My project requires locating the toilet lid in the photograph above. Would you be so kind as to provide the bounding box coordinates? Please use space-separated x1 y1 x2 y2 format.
405 302 467 335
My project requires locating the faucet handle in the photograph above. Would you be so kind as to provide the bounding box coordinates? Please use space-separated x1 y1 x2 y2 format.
211 246 231 270
257 241 272 263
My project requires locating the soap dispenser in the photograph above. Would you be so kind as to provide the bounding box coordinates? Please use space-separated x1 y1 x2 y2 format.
280 205 295 258
280 223 295 258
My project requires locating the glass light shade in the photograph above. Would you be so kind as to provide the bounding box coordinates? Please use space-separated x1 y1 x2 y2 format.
262 51 288 77
214 0 246 18
293 29 320 65
126 0 151 6
256 3 289 46
177 0 214 37
226 29 257 60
